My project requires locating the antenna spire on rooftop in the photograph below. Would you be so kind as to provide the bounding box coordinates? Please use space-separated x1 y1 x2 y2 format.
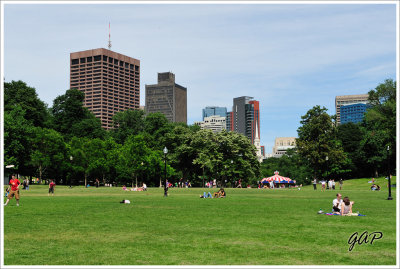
108 22 112 49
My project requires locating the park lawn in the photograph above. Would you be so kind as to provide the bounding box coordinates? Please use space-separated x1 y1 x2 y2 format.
3 177 397 265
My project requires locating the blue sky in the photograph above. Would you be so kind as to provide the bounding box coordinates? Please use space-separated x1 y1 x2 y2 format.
3 3 397 153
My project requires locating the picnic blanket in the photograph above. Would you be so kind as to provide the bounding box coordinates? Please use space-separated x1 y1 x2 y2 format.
325 213 366 216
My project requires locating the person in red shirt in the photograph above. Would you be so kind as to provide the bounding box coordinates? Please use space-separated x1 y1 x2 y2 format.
4 175 21 206
48 180 56 196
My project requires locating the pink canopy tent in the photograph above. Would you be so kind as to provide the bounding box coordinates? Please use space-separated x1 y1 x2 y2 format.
261 171 296 184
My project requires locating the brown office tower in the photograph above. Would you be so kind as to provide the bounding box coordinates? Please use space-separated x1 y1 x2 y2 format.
70 48 140 129
145 72 187 123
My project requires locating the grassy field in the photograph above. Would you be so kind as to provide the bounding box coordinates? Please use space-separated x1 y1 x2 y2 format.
3 177 397 265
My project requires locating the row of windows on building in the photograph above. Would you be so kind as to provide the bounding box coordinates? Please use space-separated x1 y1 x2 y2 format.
71 56 139 71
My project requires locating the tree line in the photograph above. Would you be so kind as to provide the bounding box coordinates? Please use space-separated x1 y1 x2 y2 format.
4 81 260 187
4 79 396 187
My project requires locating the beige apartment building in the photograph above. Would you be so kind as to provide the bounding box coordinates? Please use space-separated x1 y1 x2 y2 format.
272 137 296 157
70 48 140 129
335 94 369 125
194 115 226 133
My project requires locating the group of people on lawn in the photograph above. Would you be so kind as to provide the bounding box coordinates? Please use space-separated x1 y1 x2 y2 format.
332 193 358 216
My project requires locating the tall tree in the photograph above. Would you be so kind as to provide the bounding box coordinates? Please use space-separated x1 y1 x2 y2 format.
361 79 396 176
297 105 350 179
4 105 35 174
30 127 66 183
4 80 50 127
111 109 145 144
51 89 105 140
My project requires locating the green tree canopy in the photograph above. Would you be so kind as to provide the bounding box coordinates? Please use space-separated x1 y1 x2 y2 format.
51 89 105 140
4 80 50 127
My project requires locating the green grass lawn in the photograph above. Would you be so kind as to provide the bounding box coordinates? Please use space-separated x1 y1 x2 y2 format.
3 177 397 265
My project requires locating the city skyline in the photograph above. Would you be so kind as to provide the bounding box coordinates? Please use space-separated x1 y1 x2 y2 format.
3 2 397 153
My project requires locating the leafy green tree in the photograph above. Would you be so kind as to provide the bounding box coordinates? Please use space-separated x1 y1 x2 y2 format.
361 79 396 176
297 105 350 179
4 105 34 174
111 109 145 144
117 134 172 187
337 122 368 178
4 80 50 127
51 89 105 140
30 127 66 183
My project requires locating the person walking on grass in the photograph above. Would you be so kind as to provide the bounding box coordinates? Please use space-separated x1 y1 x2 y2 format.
339 178 343 190
4 175 21 206
321 179 326 191
48 180 56 196
313 178 317 190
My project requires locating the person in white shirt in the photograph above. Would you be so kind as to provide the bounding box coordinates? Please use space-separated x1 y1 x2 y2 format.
332 193 343 214
328 179 332 190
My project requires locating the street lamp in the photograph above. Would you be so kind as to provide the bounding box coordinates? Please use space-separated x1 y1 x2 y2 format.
163 147 168 197
69 156 73 188
387 146 393 200
325 156 329 180
140 162 144 187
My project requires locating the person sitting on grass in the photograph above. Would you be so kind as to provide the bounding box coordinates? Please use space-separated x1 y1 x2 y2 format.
332 193 342 214
371 184 381 191
341 196 356 216
214 188 226 198
5 186 10 198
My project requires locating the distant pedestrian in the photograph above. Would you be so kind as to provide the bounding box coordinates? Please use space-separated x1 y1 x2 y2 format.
339 178 343 190
313 178 317 190
26 178 30 190
332 179 336 190
328 179 332 190
4 175 21 206
95 178 100 188
321 180 326 191
48 180 56 196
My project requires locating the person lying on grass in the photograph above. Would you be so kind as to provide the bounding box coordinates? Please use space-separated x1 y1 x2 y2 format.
213 188 226 198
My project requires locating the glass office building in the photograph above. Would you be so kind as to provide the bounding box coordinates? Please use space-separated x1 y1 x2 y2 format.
340 103 371 124
202 106 227 120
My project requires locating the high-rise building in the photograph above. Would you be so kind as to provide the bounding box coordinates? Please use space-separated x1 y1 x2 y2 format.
202 106 227 120
226 111 233 131
145 72 187 123
340 103 371 124
194 115 226 133
70 48 140 129
335 94 369 125
229 96 260 144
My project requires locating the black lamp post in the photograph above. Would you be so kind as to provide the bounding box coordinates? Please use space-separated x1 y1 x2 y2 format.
387 145 393 200
325 156 329 180
163 147 168 197
69 156 73 188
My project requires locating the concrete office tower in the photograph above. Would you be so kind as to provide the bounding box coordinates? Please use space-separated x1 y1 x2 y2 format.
145 72 187 123
230 96 260 144
202 106 227 120
194 115 226 133
70 48 140 129
335 94 369 125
